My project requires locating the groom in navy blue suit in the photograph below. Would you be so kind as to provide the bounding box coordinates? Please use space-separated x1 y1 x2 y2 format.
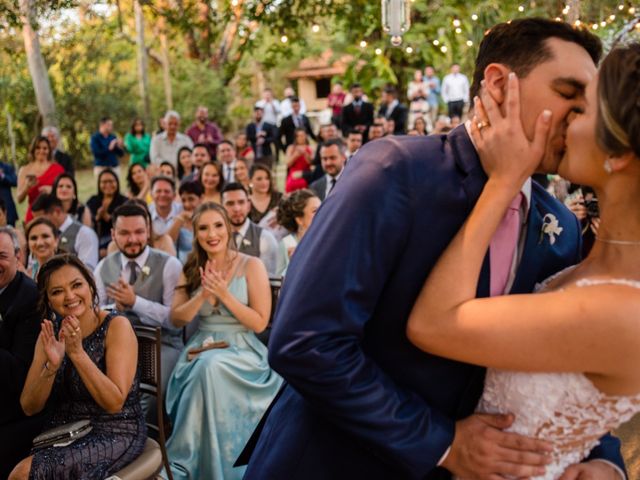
240 19 626 479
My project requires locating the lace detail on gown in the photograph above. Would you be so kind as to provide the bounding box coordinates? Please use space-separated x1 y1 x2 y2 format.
473 272 640 480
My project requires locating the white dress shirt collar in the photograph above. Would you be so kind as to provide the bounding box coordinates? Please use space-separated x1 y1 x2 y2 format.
59 215 74 233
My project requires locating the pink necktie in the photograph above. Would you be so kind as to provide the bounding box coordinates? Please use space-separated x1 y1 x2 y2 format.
489 193 523 297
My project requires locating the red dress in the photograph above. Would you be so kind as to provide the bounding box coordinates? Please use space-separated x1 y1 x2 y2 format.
285 146 312 193
25 162 65 222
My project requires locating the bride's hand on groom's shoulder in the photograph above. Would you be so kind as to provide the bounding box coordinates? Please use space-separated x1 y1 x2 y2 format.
441 412 552 479
471 72 552 188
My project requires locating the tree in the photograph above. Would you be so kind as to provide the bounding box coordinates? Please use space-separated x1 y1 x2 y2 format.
134 0 151 124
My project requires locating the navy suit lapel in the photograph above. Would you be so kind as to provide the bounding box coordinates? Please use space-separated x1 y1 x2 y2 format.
510 193 548 294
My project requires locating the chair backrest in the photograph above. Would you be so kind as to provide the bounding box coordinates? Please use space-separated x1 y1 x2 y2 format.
269 277 283 322
134 325 162 399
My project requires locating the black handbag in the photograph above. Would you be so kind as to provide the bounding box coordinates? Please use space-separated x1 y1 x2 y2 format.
32 419 92 449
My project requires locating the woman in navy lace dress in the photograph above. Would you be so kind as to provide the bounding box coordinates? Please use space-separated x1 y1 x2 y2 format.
9 254 146 479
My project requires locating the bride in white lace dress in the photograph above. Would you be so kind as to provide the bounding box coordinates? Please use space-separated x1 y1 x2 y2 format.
407 43 640 480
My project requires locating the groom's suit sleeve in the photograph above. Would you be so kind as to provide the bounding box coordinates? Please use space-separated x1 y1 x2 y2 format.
268 138 455 477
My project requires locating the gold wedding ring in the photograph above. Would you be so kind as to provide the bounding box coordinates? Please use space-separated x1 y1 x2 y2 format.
70 332 77 337
477 120 490 130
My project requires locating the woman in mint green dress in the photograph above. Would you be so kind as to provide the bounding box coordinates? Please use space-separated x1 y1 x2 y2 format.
164 202 282 480
124 118 151 167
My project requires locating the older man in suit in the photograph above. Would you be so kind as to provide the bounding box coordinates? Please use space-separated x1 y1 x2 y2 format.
0 227 43 478
309 139 347 202
240 18 625 480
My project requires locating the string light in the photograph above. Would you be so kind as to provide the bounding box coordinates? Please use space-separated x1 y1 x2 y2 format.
471 14 478 21
518 5 525 12
618 4 624 10
452 19 461 27
592 23 598 29
440 45 448 53
280 35 288 43
629 7 636 14
574 20 581 26
455 27 462 34
405 46 413 53
311 24 320 33
600 20 607 27
375 48 383 55
609 14 616 21
432 39 440 45
359 40 367 48
466 40 473 46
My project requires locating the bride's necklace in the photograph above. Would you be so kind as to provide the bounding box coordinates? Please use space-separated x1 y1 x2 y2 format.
595 235 640 246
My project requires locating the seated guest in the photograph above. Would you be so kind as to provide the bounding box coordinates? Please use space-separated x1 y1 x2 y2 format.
107 198 176 257
12 254 146 479
160 161 177 180
367 121 385 142
284 129 313 193
95 203 183 407
182 143 211 183
412 116 429 136
199 162 224 204
126 162 152 203
52 173 92 226
235 132 254 165
0 199 25 259
86 168 128 256
222 183 280 277
234 157 251 192
40 195 99 270
168 181 203 264
25 218 59 280
310 138 347 201
0 159 19 226
149 175 182 236
176 146 193 181
276 189 320 275
165 203 282 479
0 228 42 479
345 129 363 162
249 164 282 224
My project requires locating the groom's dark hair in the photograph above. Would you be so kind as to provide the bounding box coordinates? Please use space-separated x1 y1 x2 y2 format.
470 18 602 99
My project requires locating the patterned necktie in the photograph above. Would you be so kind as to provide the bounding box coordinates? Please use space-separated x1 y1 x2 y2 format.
128 261 138 285
489 193 523 296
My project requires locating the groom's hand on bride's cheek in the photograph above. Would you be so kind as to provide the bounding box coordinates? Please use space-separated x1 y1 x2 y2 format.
559 462 623 480
441 413 553 479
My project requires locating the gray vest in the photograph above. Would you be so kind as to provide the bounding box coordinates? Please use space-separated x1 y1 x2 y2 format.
238 222 262 258
100 248 182 348
59 221 82 255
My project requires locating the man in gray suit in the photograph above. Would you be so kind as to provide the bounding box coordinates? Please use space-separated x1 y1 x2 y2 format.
310 138 347 201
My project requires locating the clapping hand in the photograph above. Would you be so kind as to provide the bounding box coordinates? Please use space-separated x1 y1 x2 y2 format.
470 73 552 188
60 316 83 357
107 279 136 310
41 319 65 371
199 259 230 305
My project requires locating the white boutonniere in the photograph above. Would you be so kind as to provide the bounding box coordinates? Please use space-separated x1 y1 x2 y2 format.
242 238 251 247
60 237 68 244
540 213 563 245
141 265 151 276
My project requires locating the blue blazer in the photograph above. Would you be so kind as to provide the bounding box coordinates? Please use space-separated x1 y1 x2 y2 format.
242 126 625 479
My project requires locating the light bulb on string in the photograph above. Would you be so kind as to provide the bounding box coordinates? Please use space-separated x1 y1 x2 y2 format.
360 40 367 48
432 39 439 45
440 45 448 53
466 40 473 46
375 48 383 55
455 27 462 34
312 24 320 33
518 5 524 12
471 14 478 21
452 18 461 27
280 35 288 43
391 35 403 46
405 46 413 53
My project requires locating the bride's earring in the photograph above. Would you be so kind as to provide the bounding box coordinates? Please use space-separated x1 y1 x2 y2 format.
604 159 613 174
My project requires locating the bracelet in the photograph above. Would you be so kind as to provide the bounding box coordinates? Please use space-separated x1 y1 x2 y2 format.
43 361 58 377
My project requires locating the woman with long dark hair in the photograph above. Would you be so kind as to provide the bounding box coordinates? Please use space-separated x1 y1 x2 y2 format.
249 164 282 224
124 117 151 167
86 169 128 257
126 163 151 203
25 218 59 280
51 173 92 226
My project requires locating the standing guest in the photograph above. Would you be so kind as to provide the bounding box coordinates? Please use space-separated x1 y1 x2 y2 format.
164 202 282 480
52 173 92 227
218 140 238 184
13 254 146 480
280 86 307 119
276 189 320 275
168 181 203 264
160 161 177 180
441 63 470 119
412 116 429 136
95 204 184 402
424 66 441 124
25 218 59 280
0 159 19 226
148 176 182 237
345 130 363 162
285 129 313 193
279 97 316 151
222 183 280 277
378 86 408 135
176 146 193 181
407 70 430 128
234 158 251 192
150 111 194 168
235 132 255 165
41 126 74 176
246 106 278 169
124 117 151 168
126 163 152 204
185 106 222 159
87 169 128 257
41 195 99 270
341 83 374 140
310 139 347 201
17 137 65 224
199 162 224 204
249 165 282 224
327 82 346 128
255 87 281 126
90 117 124 178
0 228 42 479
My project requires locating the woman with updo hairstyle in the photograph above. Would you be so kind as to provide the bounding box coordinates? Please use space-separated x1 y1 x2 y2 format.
11 254 145 480
25 218 59 280
276 189 321 274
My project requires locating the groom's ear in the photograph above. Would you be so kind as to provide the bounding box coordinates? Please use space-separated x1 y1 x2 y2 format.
482 64 511 106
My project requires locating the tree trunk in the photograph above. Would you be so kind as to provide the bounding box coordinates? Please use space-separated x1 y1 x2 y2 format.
158 17 173 110
19 0 57 128
566 0 581 23
134 0 152 124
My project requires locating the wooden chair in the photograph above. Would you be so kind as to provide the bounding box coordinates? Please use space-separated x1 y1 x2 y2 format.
256 277 283 347
115 325 173 480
